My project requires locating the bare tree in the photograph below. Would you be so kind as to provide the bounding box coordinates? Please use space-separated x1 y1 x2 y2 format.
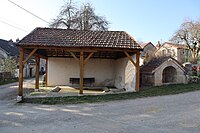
50 1 109 31
170 20 200 63
50 0 77 29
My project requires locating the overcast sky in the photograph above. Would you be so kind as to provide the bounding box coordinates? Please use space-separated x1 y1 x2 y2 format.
0 0 199 45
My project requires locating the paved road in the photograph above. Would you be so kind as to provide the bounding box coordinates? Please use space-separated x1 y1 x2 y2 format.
0 82 19 100
0 82 200 133
0 78 35 100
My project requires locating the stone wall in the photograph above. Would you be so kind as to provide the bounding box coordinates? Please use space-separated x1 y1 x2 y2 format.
0 72 12 80
140 73 154 86
154 60 187 86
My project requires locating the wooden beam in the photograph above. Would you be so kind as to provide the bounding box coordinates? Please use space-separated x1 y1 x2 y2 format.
79 52 84 94
84 52 94 64
70 52 79 62
124 51 136 66
45 58 48 87
35 56 40 90
18 47 24 97
38 54 47 60
135 51 140 92
22 48 47 59
22 45 142 52
23 48 37 65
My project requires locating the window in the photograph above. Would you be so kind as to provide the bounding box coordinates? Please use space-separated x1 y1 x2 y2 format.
172 49 175 56
162 50 166 55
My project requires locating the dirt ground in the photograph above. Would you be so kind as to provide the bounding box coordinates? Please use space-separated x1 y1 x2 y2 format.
1 80 200 133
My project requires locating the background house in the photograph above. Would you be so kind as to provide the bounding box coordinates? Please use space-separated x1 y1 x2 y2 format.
140 42 157 65
154 42 190 64
0 39 45 78
0 39 19 79
0 39 19 59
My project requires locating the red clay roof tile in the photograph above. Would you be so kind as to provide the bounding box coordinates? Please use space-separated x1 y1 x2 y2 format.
17 27 142 50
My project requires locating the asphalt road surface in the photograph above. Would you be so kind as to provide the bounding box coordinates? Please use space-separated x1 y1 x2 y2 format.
0 81 200 133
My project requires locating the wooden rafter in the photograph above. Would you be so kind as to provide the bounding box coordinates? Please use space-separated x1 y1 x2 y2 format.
23 48 37 65
38 54 47 59
124 51 136 66
70 52 79 62
84 52 94 64
22 45 141 53
22 48 47 59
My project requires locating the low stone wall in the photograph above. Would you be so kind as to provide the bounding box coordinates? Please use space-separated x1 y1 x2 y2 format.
0 72 12 81
140 73 155 86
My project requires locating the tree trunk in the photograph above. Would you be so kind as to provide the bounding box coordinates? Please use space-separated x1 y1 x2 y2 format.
191 52 198 64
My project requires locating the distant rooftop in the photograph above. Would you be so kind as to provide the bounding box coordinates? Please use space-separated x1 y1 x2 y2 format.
140 42 155 48
0 39 19 56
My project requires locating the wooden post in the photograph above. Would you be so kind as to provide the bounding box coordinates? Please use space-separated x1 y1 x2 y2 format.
135 51 140 92
45 58 48 87
79 52 84 94
35 56 40 90
18 47 24 98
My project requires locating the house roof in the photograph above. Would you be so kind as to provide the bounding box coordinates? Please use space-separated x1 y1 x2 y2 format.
154 42 188 55
17 27 142 50
140 56 184 74
161 42 187 49
140 42 157 57
0 39 19 56
140 42 155 49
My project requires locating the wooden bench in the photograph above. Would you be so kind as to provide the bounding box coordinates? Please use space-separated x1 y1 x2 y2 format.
69 78 95 86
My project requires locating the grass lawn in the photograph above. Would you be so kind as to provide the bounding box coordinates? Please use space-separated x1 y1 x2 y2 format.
0 78 18 85
22 83 200 105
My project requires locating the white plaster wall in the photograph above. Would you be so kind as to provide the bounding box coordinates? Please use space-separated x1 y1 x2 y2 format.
48 58 79 86
48 56 137 90
85 59 115 86
47 58 115 86
115 55 136 92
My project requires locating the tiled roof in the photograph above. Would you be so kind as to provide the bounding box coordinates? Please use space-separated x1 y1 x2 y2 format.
17 27 142 50
140 42 155 48
140 56 184 73
0 39 19 56
162 42 187 49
